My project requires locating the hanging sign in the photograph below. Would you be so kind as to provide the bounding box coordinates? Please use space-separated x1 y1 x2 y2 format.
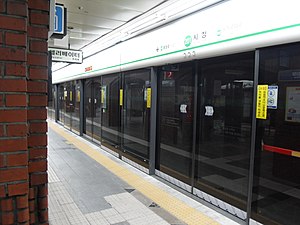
256 85 268 119
54 4 65 34
51 4 67 39
49 47 83 64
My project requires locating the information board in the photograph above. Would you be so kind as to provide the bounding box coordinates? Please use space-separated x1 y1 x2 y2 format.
285 86 300 122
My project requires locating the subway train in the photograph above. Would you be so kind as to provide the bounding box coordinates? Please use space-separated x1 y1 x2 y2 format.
49 0 300 224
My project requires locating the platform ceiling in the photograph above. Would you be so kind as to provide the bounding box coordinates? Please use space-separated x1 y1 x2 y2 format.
49 0 168 50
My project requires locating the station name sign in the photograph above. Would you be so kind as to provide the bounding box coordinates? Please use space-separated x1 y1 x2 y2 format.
49 48 83 64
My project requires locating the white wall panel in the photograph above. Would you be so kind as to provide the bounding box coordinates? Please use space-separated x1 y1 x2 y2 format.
53 0 300 83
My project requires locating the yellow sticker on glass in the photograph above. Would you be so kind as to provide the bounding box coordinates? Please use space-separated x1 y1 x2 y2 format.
147 88 151 108
120 89 123 106
256 85 268 119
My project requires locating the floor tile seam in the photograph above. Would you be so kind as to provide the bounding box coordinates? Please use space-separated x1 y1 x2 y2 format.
49 122 220 225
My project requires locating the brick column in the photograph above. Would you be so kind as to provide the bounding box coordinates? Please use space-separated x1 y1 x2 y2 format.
0 0 49 224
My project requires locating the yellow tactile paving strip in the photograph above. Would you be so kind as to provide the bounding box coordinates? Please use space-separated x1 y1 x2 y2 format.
49 122 220 225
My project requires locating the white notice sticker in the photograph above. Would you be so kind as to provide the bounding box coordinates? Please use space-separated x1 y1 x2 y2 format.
205 106 214 116
180 104 187 113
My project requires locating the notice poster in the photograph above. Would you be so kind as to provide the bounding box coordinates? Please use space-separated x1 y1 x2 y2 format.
146 88 151 108
285 86 300 122
119 89 123 106
256 85 268 119
101 86 107 108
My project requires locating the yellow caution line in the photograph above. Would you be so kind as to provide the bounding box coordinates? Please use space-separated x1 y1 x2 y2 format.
49 122 220 225
292 151 300 158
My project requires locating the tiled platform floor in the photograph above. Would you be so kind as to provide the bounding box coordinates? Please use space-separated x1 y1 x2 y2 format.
48 121 243 225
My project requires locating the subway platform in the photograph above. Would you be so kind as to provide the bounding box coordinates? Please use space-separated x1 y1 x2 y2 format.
48 121 242 225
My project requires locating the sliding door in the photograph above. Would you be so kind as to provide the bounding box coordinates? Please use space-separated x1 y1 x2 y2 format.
122 69 151 165
101 74 121 150
158 62 195 184
252 43 300 225
195 52 254 211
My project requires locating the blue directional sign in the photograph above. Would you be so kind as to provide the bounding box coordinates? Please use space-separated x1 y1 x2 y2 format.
54 4 65 34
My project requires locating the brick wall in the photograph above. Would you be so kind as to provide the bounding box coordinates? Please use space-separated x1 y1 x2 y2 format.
0 0 49 224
